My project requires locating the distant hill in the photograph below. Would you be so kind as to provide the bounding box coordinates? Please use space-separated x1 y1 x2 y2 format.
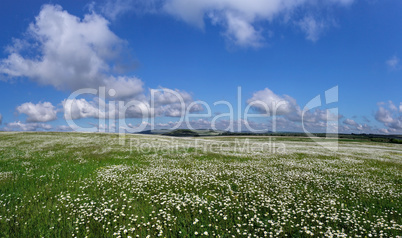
137 129 224 137
162 129 200 137
138 129 170 135
136 129 402 144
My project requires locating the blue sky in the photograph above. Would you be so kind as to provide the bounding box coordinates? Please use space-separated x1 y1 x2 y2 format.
0 0 401 134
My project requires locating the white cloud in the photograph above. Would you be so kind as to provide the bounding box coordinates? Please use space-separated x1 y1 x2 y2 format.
4 121 52 131
355 123 372 132
62 87 201 120
0 4 199 122
343 118 358 126
296 16 330 42
342 118 374 133
116 0 354 47
378 128 390 134
375 100 402 132
246 88 296 115
0 4 143 99
246 87 343 132
101 0 162 20
151 88 203 117
222 12 263 48
246 87 338 125
386 56 400 70
151 88 193 106
16 102 57 122
375 106 395 124
63 98 104 120
113 87 202 119
388 100 398 111
101 0 134 20
105 76 145 99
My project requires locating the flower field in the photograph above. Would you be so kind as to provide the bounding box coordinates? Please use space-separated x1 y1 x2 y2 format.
0 132 401 237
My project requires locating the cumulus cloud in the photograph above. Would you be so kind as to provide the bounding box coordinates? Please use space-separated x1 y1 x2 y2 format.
0 4 142 99
218 12 264 48
109 0 354 47
113 87 203 119
105 76 145 99
1 4 200 126
342 118 375 133
4 121 52 131
247 87 342 132
62 87 202 120
117 86 345 133
246 87 338 124
375 105 394 124
343 118 358 126
151 88 203 117
16 102 57 122
355 123 372 132
375 101 402 132
377 128 390 134
63 98 105 120
246 88 296 115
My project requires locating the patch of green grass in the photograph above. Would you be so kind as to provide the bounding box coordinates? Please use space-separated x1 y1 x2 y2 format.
0 132 401 237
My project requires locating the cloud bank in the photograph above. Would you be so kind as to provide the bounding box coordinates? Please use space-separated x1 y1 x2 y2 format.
3 121 52 131
375 101 402 133
0 5 201 124
102 0 354 47
246 87 341 132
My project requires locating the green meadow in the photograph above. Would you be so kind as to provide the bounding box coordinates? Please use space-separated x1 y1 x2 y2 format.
0 132 401 237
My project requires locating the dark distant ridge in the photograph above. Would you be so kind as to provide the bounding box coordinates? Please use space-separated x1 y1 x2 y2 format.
136 129 402 144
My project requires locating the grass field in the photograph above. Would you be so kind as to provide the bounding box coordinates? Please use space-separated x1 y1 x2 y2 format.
0 132 401 237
